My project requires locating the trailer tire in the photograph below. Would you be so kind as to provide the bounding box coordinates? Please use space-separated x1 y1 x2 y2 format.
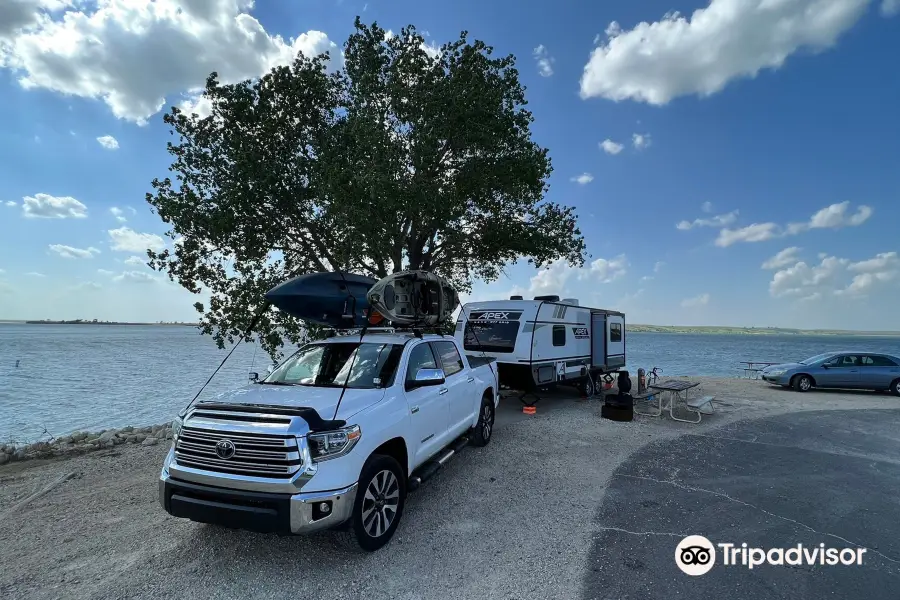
582 375 596 398
340 454 406 552
470 394 495 447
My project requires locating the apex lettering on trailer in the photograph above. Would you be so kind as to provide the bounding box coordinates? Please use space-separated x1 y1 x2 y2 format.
469 311 523 323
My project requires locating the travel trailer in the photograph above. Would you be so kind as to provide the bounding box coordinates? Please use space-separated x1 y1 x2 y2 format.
454 295 625 396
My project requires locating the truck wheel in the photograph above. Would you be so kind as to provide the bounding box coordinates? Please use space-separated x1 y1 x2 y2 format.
470 395 495 447
345 454 406 552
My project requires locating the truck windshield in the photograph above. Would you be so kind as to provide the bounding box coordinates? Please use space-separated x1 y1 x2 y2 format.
263 342 405 389
463 321 520 353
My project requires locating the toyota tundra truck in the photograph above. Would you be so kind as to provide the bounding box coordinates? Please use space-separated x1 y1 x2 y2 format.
158 331 499 551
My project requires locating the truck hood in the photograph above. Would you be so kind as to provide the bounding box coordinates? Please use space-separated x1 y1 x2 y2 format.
202 385 386 422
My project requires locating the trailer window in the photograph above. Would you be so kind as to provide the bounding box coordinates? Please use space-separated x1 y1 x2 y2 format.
464 321 520 353
610 323 622 342
552 325 566 346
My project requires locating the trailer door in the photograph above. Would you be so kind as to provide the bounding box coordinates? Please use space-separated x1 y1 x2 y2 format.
590 313 606 368
606 315 625 369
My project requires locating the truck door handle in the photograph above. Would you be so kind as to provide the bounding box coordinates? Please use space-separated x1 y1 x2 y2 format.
466 377 475 382
439 388 449 395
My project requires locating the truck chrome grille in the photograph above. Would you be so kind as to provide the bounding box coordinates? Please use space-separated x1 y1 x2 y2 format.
175 425 302 478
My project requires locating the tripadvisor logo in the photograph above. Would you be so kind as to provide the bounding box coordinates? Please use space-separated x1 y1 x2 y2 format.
675 536 867 576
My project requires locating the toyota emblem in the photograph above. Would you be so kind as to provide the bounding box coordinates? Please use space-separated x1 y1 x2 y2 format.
215 439 236 460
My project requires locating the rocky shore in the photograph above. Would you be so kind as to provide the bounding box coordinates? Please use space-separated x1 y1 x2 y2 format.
0 422 173 465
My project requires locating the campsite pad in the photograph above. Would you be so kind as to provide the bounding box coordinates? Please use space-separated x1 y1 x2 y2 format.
583 408 900 599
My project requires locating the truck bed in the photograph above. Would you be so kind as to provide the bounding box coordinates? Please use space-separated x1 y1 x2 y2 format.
466 355 498 369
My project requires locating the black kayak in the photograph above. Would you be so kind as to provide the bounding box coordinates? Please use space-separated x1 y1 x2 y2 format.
264 272 377 328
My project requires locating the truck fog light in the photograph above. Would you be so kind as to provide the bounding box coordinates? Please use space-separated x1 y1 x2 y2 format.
319 502 331 513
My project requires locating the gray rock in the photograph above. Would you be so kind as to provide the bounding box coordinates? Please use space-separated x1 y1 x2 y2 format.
138 426 152 434
105 440 115 448
126 435 138 443
135 433 147 443
14 450 26 460
121 426 134 433
58 435 73 445
113 436 124 445
0 452 9 465
71 432 88 442
99 431 116 443
166 431 173 440
142 437 159 447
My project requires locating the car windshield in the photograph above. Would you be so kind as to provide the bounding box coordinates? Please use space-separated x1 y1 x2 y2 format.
798 352 836 365
263 342 404 389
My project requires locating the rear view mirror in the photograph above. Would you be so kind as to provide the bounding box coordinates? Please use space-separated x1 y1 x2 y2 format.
408 368 445 390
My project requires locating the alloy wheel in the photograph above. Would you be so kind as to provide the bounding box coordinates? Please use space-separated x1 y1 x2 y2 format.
361 469 400 538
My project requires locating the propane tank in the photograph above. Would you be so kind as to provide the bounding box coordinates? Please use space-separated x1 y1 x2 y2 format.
638 368 646 394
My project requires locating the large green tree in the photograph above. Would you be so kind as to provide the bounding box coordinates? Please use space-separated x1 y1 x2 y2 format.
147 18 587 359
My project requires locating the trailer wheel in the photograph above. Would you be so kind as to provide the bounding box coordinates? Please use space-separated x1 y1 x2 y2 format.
582 375 596 398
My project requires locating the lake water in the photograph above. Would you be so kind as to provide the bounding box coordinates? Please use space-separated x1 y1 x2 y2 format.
2 324 899 443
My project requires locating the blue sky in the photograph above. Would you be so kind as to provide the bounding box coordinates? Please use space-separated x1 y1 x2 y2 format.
0 0 898 330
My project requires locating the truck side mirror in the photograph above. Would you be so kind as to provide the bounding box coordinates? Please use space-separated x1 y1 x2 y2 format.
407 368 446 390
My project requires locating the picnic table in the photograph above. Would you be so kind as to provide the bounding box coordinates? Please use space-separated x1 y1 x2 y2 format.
740 361 779 379
634 379 714 423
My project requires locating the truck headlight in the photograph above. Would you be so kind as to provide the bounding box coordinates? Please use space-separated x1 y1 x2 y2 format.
307 425 361 462
171 416 183 441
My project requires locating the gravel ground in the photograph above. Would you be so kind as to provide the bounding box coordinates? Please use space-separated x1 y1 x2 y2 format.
1 377 897 600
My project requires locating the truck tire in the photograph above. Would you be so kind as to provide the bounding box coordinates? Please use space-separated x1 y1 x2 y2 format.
469 395 495 447
343 454 406 552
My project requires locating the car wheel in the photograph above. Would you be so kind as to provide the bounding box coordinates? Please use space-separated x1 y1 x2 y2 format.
891 378 900 397
792 374 813 392
470 395 495 447
344 454 406 552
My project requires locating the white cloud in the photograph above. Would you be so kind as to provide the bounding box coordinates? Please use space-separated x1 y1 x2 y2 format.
97 269 115 276
677 209 739 230
1 1 340 124
511 255 629 299
762 247 803 269
786 201 873 233
21 193 87 219
600 139 624 155
715 223 781 247
580 254 629 283
653 261 665 273
631 133 651 149
108 227 166 253
681 293 710 308
48 244 101 259
26 271 46 277
72 281 103 291
4 200 16 207
848 251 899 273
882 0 900 15
570 173 594 185
96 135 119 150
580 0 875 105
701 201 713 213
533 44 554 77
124 255 148 266
113 270 157 284
769 255 851 297
109 206 127 223
715 202 873 247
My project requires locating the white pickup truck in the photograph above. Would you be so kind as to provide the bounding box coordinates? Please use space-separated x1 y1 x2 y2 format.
158 331 499 551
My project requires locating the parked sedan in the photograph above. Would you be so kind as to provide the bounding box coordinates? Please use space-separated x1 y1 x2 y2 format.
761 352 900 395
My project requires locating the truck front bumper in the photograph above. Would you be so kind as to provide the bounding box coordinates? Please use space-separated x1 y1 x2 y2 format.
158 470 357 535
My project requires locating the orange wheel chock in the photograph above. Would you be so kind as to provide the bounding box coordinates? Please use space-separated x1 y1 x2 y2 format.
522 405 537 415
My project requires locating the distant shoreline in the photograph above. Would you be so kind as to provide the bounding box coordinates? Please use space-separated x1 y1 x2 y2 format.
1 320 200 326
1 320 898 336
627 324 900 337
